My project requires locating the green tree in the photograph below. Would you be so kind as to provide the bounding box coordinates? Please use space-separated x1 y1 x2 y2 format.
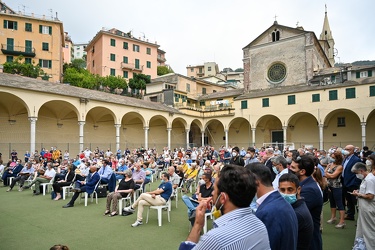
3 55 44 78
63 67 97 89
157 65 174 76
234 68 244 72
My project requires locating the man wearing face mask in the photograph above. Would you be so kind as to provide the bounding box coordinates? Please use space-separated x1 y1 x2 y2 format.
341 145 361 221
244 147 259 165
247 163 298 250
271 156 289 190
279 173 313 250
179 165 270 250
229 147 244 166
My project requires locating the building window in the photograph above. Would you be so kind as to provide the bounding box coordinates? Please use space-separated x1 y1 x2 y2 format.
272 29 280 42
146 47 151 55
312 93 320 102
241 100 248 109
208 66 212 71
186 83 190 92
190 68 194 72
110 53 116 61
25 58 32 64
133 44 140 52
329 90 338 100
6 38 14 50
181 95 187 102
6 55 13 62
174 94 180 102
25 23 32 32
39 59 52 68
288 95 296 105
370 86 375 97
42 42 49 51
368 70 373 77
262 98 269 107
202 88 206 95
268 63 287 83
199 68 203 73
39 25 52 35
123 71 128 78
123 42 128 49
110 68 115 76
346 88 356 99
146 61 151 68
110 39 116 47
25 40 32 53
200 101 205 106
3 20 18 30
123 56 128 63
135 59 140 69
337 117 346 127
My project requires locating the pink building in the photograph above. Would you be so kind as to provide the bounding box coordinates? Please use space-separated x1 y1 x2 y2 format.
62 32 73 63
85 28 161 80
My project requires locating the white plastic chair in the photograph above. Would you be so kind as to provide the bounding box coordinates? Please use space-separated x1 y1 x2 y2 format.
62 174 77 200
118 191 133 214
41 178 54 195
203 212 213 234
146 199 171 226
79 177 101 207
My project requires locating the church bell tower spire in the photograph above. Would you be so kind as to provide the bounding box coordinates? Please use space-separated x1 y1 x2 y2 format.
320 5 335 66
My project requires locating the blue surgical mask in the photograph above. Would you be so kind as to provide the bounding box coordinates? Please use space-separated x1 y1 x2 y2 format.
280 192 297 204
342 150 349 156
272 166 279 175
329 157 336 163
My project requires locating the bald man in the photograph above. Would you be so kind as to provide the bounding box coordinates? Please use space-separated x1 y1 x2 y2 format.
63 166 100 208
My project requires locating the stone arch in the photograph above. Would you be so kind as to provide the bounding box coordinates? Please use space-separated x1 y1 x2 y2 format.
171 117 189 149
228 117 251 149
189 119 204 148
365 109 375 149
121 112 147 150
149 115 169 150
323 109 361 148
204 119 225 148
255 115 283 148
286 112 319 149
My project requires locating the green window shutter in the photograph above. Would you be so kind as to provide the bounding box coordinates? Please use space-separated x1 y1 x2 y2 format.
25 23 32 32
241 100 248 109
3 20 7 28
25 58 32 64
312 94 320 102
202 88 206 94
6 56 13 62
356 72 360 78
39 25 42 33
110 68 115 76
123 71 128 78
329 90 338 100
262 98 269 107
48 60 52 69
288 95 296 105
49 26 52 35
110 39 116 46
42 42 49 51
123 42 128 49
39 59 42 67
368 70 373 77
110 53 115 61
200 101 205 106
123 56 128 63
14 21 17 30
25 40 32 53
370 86 375 97
147 61 151 68
135 59 140 69
346 88 356 99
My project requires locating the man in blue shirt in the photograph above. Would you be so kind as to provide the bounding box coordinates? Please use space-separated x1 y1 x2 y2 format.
124 172 172 227
179 165 270 250
99 160 114 192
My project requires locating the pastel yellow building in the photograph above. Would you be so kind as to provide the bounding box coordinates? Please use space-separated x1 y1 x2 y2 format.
85 28 161 80
0 1 64 82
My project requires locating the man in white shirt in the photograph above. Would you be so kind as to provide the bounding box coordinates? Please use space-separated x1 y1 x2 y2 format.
24 162 56 195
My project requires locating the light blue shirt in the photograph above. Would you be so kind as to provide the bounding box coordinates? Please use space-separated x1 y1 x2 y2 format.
99 165 113 179
179 207 270 250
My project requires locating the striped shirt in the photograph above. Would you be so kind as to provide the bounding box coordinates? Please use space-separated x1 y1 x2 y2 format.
179 207 270 250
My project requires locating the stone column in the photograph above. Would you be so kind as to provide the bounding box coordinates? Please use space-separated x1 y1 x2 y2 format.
29 117 37 154
201 130 205 147
115 124 121 151
251 128 256 146
318 124 324 150
224 129 229 149
167 128 172 150
282 126 287 147
361 122 366 147
144 126 149 149
186 129 190 149
78 121 85 152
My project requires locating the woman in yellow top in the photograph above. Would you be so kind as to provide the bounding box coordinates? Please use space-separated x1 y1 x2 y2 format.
184 163 198 192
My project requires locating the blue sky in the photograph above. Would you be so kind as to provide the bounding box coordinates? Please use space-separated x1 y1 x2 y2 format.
9 0 375 74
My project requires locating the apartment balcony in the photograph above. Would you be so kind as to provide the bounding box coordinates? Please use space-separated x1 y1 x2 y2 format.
157 55 166 62
1 44 36 57
196 71 204 76
121 62 143 72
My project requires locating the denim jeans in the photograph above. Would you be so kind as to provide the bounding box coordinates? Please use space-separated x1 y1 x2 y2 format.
182 195 199 217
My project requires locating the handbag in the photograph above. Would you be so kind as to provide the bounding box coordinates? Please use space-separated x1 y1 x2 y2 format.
96 187 107 198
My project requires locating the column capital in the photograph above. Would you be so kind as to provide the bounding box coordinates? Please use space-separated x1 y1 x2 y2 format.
114 124 121 128
251 127 256 131
361 122 366 126
224 129 228 133
185 129 190 133
78 121 85 126
144 126 149 130
167 127 172 132
282 126 288 130
201 130 205 134
28 117 38 122
318 124 324 128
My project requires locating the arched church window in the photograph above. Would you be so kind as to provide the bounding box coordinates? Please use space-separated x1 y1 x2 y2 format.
272 29 280 42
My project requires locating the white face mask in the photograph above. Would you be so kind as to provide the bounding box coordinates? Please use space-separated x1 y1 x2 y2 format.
232 152 237 157
356 174 364 180
366 160 372 166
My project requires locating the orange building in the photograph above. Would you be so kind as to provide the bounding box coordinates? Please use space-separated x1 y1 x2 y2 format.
85 28 162 80
0 1 64 82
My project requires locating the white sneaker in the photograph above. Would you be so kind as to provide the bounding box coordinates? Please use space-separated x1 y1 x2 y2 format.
123 206 135 213
131 220 142 227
